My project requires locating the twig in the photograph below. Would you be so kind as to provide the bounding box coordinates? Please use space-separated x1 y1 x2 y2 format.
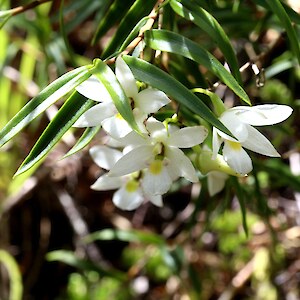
10 0 52 16
106 0 163 64
55 188 110 267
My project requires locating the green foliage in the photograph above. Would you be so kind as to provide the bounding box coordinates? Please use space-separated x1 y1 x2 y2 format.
0 250 23 300
0 0 299 299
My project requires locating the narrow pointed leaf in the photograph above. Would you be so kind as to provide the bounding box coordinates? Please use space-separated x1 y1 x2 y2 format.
123 55 233 137
118 16 150 53
84 229 165 245
230 177 248 236
0 66 91 148
64 126 101 158
264 0 300 64
144 30 250 105
255 0 300 25
15 92 94 176
170 0 242 84
101 0 157 58
90 59 139 133
92 0 135 45
47 250 126 280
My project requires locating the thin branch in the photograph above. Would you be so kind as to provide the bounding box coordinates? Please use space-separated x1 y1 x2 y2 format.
11 0 52 16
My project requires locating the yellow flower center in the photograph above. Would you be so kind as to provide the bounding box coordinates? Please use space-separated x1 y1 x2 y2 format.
149 160 163 175
228 140 242 151
125 180 139 193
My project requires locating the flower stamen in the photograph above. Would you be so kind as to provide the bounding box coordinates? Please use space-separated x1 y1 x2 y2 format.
228 141 242 151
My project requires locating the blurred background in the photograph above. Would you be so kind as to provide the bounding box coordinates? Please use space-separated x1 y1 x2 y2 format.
0 0 300 299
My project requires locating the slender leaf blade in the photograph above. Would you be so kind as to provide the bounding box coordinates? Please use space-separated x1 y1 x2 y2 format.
118 16 150 53
0 66 91 147
144 30 250 105
255 0 300 25
92 0 135 45
264 0 300 64
230 177 248 236
84 229 165 245
47 250 126 280
64 126 101 158
101 0 157 58
15 92 94 176
170 0 242 84
123 55 233 136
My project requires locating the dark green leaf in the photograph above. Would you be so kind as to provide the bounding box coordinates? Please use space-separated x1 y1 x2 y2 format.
15 92 94 176
64 126 101 158
144 30 251 105
264 0 300 64
123 55 233 136
0 66 91 148
84 229 165 245
230 177 248 236
255 0 300 24
47 250 126 280
101 0 157 58
92 0 135 45
170 0 242 84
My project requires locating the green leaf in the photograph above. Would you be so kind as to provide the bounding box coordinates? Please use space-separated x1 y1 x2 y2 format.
90 59 140 133
0 250 23 300
230 177 248 236
123 55 233 136
84 229 165 245
170 0 242 84
64 126 101 158
15 92 94 176
255 0 300 25
0 66 91 148
101 0 157 58
118 16 150 53
144 30 251 105
92 0 135 45
47 250 126 280
264 0 300 64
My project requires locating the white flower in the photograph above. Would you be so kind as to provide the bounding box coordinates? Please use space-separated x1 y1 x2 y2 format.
108 117 208 196
207 171 229 196
73 57 170 139
89 145 162 210
213 104 293 175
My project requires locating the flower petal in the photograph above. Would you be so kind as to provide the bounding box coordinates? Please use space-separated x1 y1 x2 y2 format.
115 56 138 98
166 147 198 182
223 141 252 174
218 111 248 142
134 88 170 114
231 104 293 126
91 174 122 190
112 186 144 210
145 117 166 135
90 145 123 170
132 108 148 133
167 126 208 148
142 161 173 196
118 130 149 148
241 124 280 157
76 75 113 102
73 102 115 127
212 127 223 159
108 145 154 177
147 194 163 207
207 171 228 196
102 114 133 139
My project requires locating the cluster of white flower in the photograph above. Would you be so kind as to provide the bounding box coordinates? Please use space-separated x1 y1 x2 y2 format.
74 57 293 210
